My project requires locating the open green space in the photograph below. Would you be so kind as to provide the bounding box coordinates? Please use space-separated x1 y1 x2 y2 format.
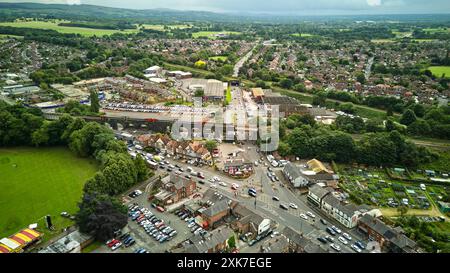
192 31 241 39
0 147 98 240
0 20 139 37
226 86 232 104
428 66 450 78
139 24 191 31
291 33 316 38
209 56 228 62
423 27 450 34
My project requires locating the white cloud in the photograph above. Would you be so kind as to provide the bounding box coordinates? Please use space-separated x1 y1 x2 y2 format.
367 0 382 6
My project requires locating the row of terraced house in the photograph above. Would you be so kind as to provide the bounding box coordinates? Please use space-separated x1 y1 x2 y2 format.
137 134 214 165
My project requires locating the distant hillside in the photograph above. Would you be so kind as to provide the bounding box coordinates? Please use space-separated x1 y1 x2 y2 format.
0 2 233 23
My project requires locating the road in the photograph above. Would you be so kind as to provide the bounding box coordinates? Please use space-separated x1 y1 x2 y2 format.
233 44 258 77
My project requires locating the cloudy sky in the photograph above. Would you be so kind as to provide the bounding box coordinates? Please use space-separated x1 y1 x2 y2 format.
2 0 450 15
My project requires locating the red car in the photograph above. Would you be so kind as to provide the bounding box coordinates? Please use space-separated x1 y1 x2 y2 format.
107 239 119 248
156 206 165 212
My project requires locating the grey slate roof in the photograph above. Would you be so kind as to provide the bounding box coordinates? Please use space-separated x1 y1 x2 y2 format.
202 199 230 217
308 184 331 200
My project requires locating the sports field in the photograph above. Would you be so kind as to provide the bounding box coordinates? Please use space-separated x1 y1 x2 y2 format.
0 147 98 239
0 20 139 37
428 66 450 78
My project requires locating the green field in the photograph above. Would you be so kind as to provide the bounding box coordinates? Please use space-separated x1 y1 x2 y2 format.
428 66 450 78
0 20 139 37
139 24 191 31
192 31 241 39
291 33 316 38
209 56 228 62
0 147 98 239
423 27 450 34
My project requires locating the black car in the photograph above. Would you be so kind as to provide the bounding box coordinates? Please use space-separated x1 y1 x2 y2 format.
317 237 328 244
279 203 289 210
326 227 336 236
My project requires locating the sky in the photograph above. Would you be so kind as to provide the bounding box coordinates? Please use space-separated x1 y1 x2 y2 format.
2 0 450 15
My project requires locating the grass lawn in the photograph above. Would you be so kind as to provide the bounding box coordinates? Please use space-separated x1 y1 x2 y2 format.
192 31 241 39
81 240 102 253
0 147 98 240
0 20 139 37
423 27 450 34
209 56 228 62
226 86 232 104
371 39 396 43
428 66 450 78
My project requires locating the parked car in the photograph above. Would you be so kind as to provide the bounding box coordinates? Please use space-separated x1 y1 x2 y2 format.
326 227 336 236
279 203 289 210
111 242 122 251
299 214 308 220
355 241 366 250
317 237 328 244
306 211 315 218
338 236 348 245
320 219 328 225
289 203 298 209
330 243 341 252
325 235 334 243
351 244 362 253
272 196 280 201
343 233 352 241
331 226 342 234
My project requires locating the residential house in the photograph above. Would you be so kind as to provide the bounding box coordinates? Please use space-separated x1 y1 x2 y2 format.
358 214 418 253
282 162 309 188
321 194 364 228
307 184 332 207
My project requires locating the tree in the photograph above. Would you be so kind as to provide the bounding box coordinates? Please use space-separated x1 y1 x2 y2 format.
397 205 408 216
194 89 204 97
75 193 127 242
312 92 327 107
194 60 206 69
90 90 100 114
385 118 396 132
227 235 236 250
400 109 417 126
135 154 149 182
205 140 218 164
356 72 366 84
279 78 293 89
